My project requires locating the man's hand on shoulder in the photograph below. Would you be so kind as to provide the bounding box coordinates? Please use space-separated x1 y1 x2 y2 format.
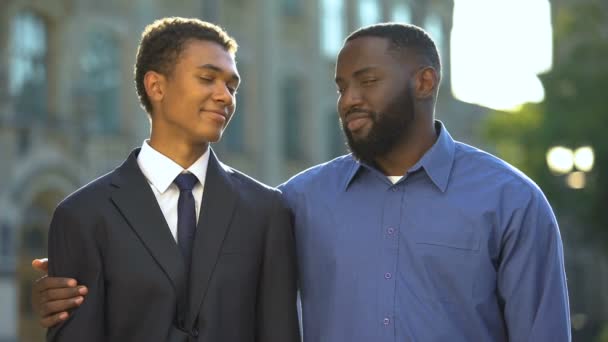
31 258 88 328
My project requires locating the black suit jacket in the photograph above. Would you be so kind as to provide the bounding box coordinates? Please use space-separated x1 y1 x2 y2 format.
47 149 300 342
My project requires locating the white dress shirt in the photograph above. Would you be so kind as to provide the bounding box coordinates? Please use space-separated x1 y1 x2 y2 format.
136 140 209 242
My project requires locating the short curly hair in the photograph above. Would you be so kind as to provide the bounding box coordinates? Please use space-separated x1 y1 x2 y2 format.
346 23 441 80
134 17 238 114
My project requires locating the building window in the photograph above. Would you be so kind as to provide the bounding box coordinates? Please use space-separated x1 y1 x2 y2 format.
0 223 11 259
222 82 245 152
9 11 48 127
78 31 120 134
282 0 301 16
282 78 302 160
423 14 444 62
358 0 380 27
327 110 347 158
321 0 345 57
392 1 412 23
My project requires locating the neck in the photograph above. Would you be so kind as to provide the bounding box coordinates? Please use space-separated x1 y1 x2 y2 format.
374 119 437 176
149 132 208 169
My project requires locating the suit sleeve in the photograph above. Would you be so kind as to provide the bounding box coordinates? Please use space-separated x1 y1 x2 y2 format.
255 192 301 342
47 203 105 342
497 191 571 341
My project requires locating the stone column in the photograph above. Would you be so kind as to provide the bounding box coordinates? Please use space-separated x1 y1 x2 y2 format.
382 0 395 22
305 0 330 165
254 0 283 185
346 0 359 32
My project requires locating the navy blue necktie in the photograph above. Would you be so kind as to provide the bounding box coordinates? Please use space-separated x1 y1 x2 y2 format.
174 173 199 269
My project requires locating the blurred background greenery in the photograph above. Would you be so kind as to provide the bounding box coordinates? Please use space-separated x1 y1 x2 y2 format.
0 0 606 341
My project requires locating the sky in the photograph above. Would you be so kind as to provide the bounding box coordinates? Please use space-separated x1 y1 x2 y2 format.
451 0 553 111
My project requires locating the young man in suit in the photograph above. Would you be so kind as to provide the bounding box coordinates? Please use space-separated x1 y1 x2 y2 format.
41 17 299 342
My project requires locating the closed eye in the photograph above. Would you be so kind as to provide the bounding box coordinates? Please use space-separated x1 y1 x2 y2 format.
362 79 377 85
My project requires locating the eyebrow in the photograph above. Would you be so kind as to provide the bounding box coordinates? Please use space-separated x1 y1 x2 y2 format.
335 66 380 84
197 64 240 83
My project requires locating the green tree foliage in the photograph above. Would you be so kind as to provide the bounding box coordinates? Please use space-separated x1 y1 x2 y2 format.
483 0 608 245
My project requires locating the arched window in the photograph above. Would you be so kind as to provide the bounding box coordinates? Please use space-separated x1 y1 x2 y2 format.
9 11 48 125
77 31 120 134
17 188 67 341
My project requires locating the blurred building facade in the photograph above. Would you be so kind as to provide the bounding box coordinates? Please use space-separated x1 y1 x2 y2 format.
0 0 484 341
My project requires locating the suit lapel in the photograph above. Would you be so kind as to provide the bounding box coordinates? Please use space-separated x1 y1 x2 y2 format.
109 149 186 296
187 150 238 325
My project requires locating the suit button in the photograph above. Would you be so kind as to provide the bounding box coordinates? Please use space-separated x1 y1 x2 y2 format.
192 327 199 337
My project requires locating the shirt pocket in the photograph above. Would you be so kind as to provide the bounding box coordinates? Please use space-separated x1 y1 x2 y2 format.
410 227 481 303
413 228 480 251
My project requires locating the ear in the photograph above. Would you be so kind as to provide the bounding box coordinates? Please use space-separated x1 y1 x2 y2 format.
414 67 439 99
144 70 166 105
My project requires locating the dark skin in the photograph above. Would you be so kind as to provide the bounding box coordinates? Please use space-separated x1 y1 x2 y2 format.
336 36 439 175
31 258 86 327
32 35 440 328
31 38 239 328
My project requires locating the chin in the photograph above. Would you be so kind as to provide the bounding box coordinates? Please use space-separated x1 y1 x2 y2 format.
189 128 222 144
348 130 372 144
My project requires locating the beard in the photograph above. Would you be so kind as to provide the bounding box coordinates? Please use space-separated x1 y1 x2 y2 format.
341 83 415 166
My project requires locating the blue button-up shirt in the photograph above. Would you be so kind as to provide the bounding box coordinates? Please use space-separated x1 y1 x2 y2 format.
279 122 570 342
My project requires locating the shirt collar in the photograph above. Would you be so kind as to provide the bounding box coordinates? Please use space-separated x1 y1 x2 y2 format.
137 140 210 193
343 120 455 193
412 121 455 192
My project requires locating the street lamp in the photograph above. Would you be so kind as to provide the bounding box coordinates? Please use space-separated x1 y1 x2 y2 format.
573 146 594 172
546 145 594 189
546 146 574 174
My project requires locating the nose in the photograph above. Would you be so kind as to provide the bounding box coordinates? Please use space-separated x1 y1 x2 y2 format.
338 86 363 115
212 83 234 107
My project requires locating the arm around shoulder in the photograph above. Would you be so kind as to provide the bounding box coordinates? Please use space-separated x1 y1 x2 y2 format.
255 192 300 342
46 203 105 342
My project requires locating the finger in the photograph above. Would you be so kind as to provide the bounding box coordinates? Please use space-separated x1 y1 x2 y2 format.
40 297 84 317
41 286 88 303
39 311 69 328
32 258 49 273
34 276 78 292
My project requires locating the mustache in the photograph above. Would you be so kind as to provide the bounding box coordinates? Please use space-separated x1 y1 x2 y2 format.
344 108 376 118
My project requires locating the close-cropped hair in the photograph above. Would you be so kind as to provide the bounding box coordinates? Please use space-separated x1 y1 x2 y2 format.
134 17 238 114
346 22 441 79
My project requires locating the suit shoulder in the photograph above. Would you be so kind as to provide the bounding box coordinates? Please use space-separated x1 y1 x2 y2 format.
223 164 280 197
56 169 116 211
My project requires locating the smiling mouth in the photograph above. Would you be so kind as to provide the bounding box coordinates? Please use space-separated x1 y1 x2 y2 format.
200 109 227 123
344 112 372 131
347 117 371 132
201 108 226 115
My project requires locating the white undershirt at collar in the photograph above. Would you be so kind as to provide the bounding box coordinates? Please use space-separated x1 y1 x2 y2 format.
137 140 209 241
387 176 402 184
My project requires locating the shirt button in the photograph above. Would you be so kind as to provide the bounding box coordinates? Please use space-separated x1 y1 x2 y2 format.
384 272 392 279
391 187 398 192
383 317 391 325
387 227 395 235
